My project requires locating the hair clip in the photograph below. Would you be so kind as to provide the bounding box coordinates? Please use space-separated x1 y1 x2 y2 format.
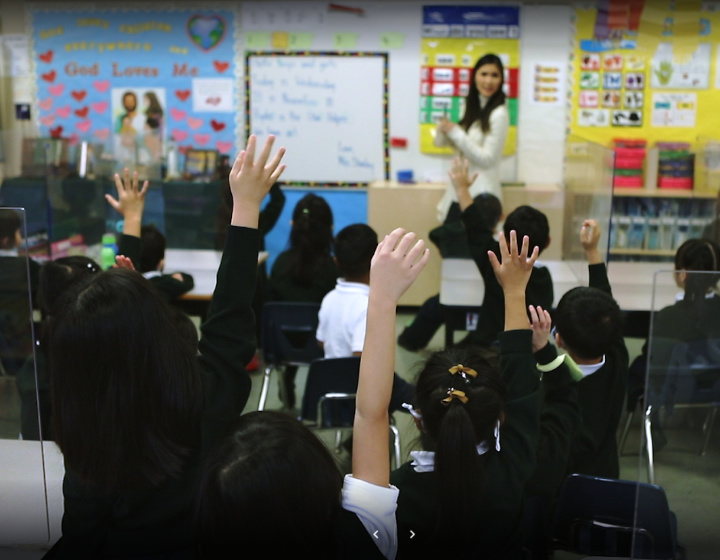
441 388 469 406
402 403 422 420
302 208 310 215
448 364 477 383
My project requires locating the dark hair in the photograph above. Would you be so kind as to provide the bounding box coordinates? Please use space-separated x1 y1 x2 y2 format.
413 347 505 542
49 268 202 490
196 411 343 558
334 224 377 280
0 208 21 248
139 224 166 273
287 194 334 287
144 92 163 129
122 90 137 112
473 192 503 230
38 256 100 318
554 286 622 360
503 205 549 254
458 54 506 134
674 238 720 301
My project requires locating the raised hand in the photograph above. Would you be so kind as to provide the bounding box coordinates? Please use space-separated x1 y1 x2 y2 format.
580 219 602 265
113 255 136 271
369 228 430 305
448 156 478 193
488 230 539 295
105 169 149 237
529 305 552 352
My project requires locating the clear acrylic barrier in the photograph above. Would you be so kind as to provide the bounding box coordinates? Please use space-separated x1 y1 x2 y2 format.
631 270 720 558
0 207 53 545
564 134 615 262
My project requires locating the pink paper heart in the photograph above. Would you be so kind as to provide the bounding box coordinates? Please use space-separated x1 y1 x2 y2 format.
48 84 65 97
91 101 108 114
187 117 203 130
56 106 71 118
39 98 53 111
76 120 92 133
67 133 80 146
93 128 110 141
194 133 210 146
172 129 189 142
170 108 187 121
93 80 110 93
216 141 233 154
40 114 55 126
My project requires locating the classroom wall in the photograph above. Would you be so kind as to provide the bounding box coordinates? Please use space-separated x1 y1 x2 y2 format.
0 1 571 186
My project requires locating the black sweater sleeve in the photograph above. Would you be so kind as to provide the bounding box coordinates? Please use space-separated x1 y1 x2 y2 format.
118 233 141 271
199 225 259 442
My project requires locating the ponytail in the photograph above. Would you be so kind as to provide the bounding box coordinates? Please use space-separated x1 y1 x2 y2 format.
414 349 505 543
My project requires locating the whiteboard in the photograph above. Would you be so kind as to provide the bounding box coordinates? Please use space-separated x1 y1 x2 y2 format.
246 53 388 185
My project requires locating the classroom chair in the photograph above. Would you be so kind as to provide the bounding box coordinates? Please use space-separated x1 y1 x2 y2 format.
619 337 720 483
258 302 323 411
551 473 684 560
299 356 402 469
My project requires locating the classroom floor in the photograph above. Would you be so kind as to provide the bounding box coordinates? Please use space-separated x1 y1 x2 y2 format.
2 313 719 559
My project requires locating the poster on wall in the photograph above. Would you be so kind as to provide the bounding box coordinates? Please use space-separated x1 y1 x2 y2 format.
419 5 520 155
569 4 720 148
30 8 237 170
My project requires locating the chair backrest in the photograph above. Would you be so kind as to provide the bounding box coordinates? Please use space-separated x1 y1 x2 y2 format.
649 336 720 411
261 302 323 366
552 474 676 559
300 357 361 428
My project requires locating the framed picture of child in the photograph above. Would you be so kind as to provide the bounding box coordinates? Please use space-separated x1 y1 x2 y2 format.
111 87 166 168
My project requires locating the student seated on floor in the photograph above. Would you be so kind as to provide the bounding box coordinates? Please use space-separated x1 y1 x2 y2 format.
533 219 627 481
397 191 503 352
317 223 414 412
438 157 554 350
196 227 430 559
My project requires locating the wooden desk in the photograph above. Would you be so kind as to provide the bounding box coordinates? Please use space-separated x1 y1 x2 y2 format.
440 259 679 343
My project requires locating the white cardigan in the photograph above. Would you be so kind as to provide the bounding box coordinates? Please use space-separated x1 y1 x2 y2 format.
434 103 510 221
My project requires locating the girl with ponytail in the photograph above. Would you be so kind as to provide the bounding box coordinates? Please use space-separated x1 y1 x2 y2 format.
391 230 542 559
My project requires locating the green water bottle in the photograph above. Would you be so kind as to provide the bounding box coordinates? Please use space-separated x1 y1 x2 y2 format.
100 233 117 270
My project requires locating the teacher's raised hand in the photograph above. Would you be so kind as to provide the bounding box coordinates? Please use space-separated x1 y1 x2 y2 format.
436 116 456 134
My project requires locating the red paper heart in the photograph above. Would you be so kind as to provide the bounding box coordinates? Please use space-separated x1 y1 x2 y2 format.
175 89 191 101
213 60 229 73
50 125 63 138
39 50 53 63
71 90 87 102
210 119 225 131
74 107 89 118
41 70 56 82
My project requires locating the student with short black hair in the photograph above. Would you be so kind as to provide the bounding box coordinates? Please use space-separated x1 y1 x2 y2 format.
451 157 554 349
534 219 627 480
117 222 194 302
47 135 286 558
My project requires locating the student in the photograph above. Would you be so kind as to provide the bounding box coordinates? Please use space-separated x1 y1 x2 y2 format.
268 193 339 408
450 156 554 349
398 192 502 352
316 223 414 411
196 227 430 559
534 219 627 480
16 256 101 441
45 135 285 558
627 238 720 449
391 230 542 559
0 208 40 377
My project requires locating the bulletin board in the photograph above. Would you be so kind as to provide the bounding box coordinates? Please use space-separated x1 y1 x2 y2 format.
29 7 238 167
246 52 389 186
569 3 720 149
419 5 521 156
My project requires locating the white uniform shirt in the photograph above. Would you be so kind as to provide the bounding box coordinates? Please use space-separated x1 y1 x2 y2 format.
316 279 369 357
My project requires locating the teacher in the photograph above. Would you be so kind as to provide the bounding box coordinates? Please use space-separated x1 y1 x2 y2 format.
435 53 510 222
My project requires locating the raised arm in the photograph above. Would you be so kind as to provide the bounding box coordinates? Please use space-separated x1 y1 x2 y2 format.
106 169 149 268
580 219 612 295
199 136 286 430
447 156 479 212
258 182 286 235
352 228 429 487
446 106 509 168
